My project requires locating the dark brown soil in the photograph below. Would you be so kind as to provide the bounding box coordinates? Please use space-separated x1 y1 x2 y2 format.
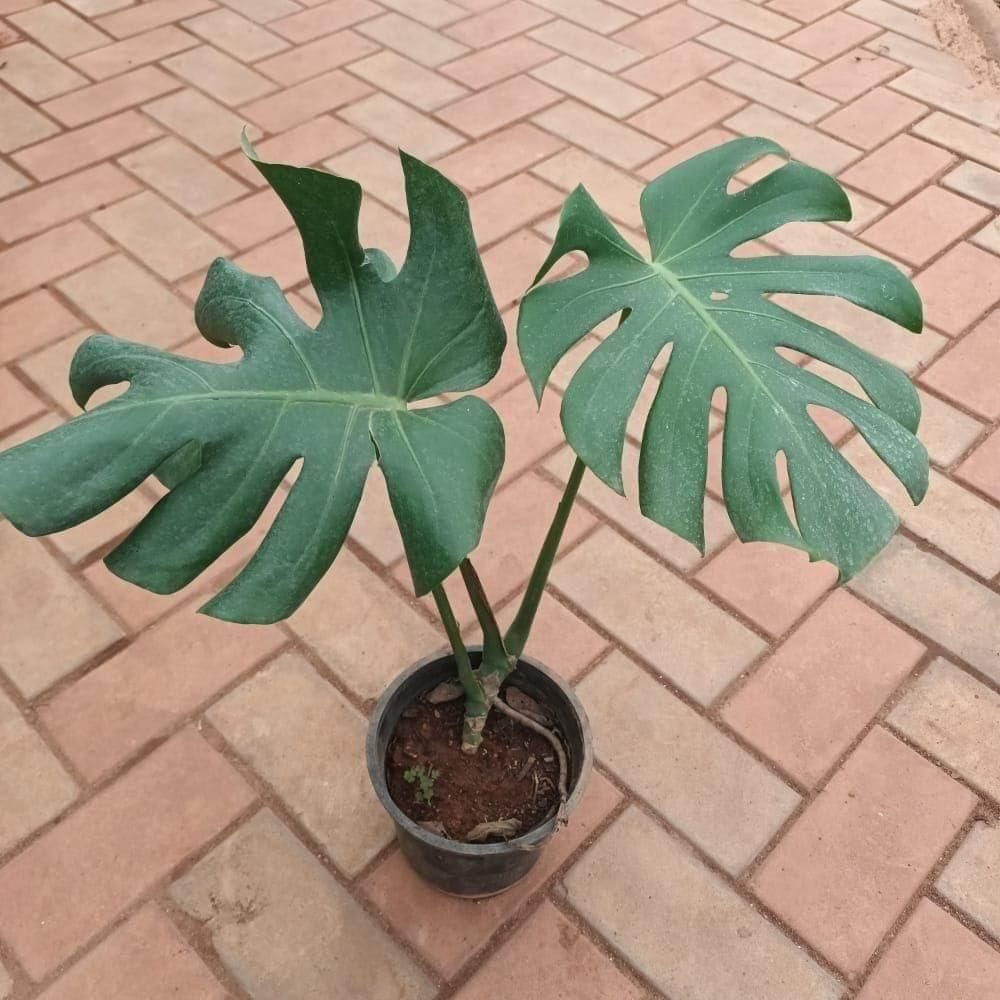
386 687 562 842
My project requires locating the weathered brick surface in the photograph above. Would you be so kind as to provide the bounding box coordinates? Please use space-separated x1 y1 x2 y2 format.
0 730 253 979
208 651 394 874
0 0 997 995
0 687 78 856
751 727 976 975
170 810 435 1000
564 807 842 1000
857 899 1000 1000
37 904 227 1000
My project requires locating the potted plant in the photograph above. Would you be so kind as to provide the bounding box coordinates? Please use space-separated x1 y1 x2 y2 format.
0 135 927 898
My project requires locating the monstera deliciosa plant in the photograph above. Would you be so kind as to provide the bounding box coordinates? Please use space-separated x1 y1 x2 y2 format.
0 135 927 891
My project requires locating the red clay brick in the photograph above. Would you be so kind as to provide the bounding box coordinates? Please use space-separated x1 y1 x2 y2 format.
921 311 1000 419
202 188 293 248
10 1 111 54
722 591 925 785
271 0 384 43
533 98 662 169
351 49 467 111
453 900 646 1000
840 133 955 203
819 86 927 149
70 25 199 79
256 29 377 85
40 602 286 780
13 110 163 181
857 899 1000 1000
861 186 990 266
437 73 560 137
38 904 227 1000
340 92 464 159
441 34 553 87
712 61 835 123
41 65 179 126
0 222 110 304
697 540 837 637
0 729 254 980
469 172 563 245
751 726 976 975
163 43 277 105
240 69 371 132
623 39 730 96
490 376 567 483
532 54 653 117
528 18 641 72
957 428 1000 504
0 289 80 366
0 367 44 434
0 163 139 242
629 80 746 145
96 0 215 38
359 10 469 66
613 3 716 55
913 241 1000 336
434 121 564 191
803 48 904 102
446 0 551 47
480 228 552 310
182 8 289 61
769 0 847 18
785 11 880 60
0 41 88 102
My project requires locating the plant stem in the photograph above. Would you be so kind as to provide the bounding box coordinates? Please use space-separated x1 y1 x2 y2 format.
456 559 512 753
504 456 586 659
459 559 508 675
431 584 481 705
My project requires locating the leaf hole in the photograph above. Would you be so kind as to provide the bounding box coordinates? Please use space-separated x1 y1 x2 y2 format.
549 335 601 393
775 346 805 365
631 342 675 447
282 456 304 490
802 358 868 403
806 403 854 446
709 385 727 419
539 249 588 285
727 154 784 194
777 451 799 530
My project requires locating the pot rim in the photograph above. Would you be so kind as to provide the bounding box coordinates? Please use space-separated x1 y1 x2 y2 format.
366 645 592 856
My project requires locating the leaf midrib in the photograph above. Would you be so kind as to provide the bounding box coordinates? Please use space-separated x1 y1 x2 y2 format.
652 260 796 429
85 388 407 417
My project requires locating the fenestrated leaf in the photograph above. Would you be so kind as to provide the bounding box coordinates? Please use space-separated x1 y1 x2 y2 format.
518 137 929 581
0 144 506 623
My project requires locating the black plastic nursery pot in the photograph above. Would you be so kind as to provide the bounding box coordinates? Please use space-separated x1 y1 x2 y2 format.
366 647 592 898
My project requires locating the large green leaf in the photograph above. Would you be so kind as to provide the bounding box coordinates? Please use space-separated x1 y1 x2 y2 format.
0 143 506 623
518 137 928 580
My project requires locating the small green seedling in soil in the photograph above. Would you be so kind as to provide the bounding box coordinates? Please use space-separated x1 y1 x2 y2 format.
403 765 440 805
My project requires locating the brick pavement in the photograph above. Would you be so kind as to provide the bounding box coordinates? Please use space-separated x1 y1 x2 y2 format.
0 0 999 997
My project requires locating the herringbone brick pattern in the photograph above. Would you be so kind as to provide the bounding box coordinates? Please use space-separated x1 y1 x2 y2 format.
1 0 999 997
